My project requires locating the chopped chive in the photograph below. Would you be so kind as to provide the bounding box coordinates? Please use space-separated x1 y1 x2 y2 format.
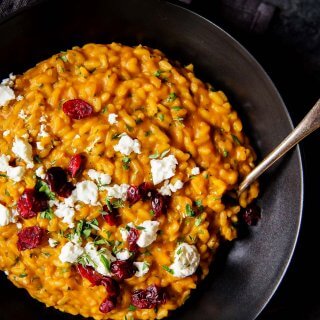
111 133 121 140
149 152 159 159
19 273 27 278
185 204 195 217
122 156 131 170
160 149 170 158
34 155 42 163
158 113 164 121
195 216 202 226
136 226 146 230
154 70 164 77
171 106 183 111
167 92 177 102
128 304 137 311
162 265 174 274
99 254 111 272
40 208 54 220
231 134 241 145
145 130 152 137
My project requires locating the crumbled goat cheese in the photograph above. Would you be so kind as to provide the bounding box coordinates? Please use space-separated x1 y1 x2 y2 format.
191 167 200 175
59 241 84 264
48 238 58 247
18 110 28 120
3 130 10 137
106 184 129 200
16 95 23 101
38 123 49 137
108 113 118 125
151 155 178 185
116 249 131 261
16 222 22 229
0 203 11 226
35 166 46 179
134 261 150 277
169 243 200 278
87 169 112 189
1 73 16 87
113 133 141 155
53 200 75 228
84 242 115 276
158 179 184 196
36 141 44 150
12 137 34 168
136 220 160 248
6 165 25 182
0 154 25 182
119 222 135 241
72 181 99 206
0 85 15 107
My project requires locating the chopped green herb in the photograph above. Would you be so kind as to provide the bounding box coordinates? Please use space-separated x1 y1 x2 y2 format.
149 151 159 159
35 179 55 200
194 199 204 212
101 107 107 114
34 155 42 163
145 130 152 137
167 92 177 102
204 173 209 179
42 252 51 257
142 249 152 256
0 173 7 178
142 262 150 271
222 149 229 158
162 265 174 274
99 254 111 272
176 247 182 255
105 199 113 212
195 216 202 226
122 156 131 170
136 226 145 231
111 133 122 140
4 189 10 197
94 237 109 245
231 134 241 145
185 204 195 217
154 70 164 77
59 53 68 62
19 273 27 278
160 149 170 158
149 210 155 217
171 106 183 111
40 208 54 220
158 113 165 121
128 304 137 311
111 199 125 209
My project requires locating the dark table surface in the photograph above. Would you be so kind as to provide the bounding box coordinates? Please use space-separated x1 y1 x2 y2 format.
1 0 320 319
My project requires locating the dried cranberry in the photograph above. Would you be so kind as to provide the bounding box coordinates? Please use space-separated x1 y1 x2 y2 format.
57 182 75 198
17 226 45 251
138 182 153 201
68 154 86 178
99 297 116 313
100 277 120 297
102 205 118 226
46 167 68 192
131 285 167 309
151 192 168 218
62 99 94 120
127 185 141 205
46 167 74 198
76 264 103 286
110 260 136 281
242 203 261 226
17 189 48 219
127 227 140 252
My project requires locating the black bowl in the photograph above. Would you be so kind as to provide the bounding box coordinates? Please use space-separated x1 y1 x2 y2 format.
0 0 303 319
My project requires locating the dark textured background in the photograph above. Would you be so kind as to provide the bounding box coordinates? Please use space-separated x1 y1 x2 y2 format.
0 0 319 319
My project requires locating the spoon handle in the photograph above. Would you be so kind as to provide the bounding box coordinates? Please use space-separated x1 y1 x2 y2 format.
238 98 320 194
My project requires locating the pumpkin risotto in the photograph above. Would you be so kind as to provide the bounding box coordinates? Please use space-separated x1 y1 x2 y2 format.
0 43 259 320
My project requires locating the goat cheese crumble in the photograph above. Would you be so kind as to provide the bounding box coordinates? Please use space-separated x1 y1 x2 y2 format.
12 137 34 168
134 261 150 277
106 184 129 200
113 133 141 155
87 169 112 189
108 113 118 124
150 154 178 185
59 241 84 264
158 179 184 196
169 243 200 278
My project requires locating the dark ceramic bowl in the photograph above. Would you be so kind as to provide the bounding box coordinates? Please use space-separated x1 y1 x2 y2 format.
0 0 303 319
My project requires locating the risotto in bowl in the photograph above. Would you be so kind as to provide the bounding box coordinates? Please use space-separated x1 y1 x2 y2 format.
0 43 259 320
